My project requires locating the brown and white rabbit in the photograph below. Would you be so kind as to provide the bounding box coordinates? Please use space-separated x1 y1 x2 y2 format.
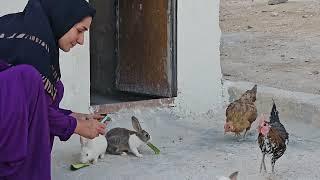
105 116 151 158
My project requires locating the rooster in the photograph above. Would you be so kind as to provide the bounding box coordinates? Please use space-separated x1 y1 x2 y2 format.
224 84 257 138
257 100 289 173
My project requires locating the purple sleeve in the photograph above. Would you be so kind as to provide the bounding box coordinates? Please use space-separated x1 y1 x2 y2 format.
47 80 77 141
48 104 77 141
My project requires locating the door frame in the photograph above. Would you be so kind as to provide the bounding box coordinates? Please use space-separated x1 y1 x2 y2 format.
170 0 178 97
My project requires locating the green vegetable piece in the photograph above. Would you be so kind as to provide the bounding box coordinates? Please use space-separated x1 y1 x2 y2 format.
70 163 90 171
147 142 160 154
101 115 112 124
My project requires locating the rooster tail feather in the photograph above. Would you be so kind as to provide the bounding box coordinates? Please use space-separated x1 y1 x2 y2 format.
270 98 280 123
251 84 257 94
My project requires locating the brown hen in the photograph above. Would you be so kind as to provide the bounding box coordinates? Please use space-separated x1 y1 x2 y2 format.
224 84 257 138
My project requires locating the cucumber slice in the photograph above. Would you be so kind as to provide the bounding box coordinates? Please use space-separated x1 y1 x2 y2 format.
70 163 90 171
147 142 160 154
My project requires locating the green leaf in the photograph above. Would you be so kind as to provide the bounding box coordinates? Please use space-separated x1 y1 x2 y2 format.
147 142 160 154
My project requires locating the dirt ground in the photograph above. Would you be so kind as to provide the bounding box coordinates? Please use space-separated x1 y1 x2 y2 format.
220 0 320 94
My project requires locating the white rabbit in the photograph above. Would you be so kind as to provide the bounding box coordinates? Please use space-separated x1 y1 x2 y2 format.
79 134 108 164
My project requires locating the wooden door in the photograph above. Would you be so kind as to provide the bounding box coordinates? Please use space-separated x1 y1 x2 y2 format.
115 0 177 97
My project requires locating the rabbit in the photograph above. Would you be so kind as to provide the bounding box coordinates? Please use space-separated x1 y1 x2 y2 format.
105 116 151 158
79 134 108 164
216 171 238 180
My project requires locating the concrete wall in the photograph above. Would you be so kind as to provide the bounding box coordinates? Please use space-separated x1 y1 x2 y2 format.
175 0 223 114
58 48 91 113
0 0 27 14
1 0 224 115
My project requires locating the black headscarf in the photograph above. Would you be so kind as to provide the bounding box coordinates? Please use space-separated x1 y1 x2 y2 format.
0 0 95 100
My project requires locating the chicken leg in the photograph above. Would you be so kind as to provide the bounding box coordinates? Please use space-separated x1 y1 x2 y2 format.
243 128 250 139
271 158 276 173
260 154 267 173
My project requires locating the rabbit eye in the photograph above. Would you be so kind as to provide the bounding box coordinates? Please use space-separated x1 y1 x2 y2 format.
86 153 89 156
145 134 149 138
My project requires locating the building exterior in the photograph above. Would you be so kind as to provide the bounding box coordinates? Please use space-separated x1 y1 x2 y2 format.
1 0 223 115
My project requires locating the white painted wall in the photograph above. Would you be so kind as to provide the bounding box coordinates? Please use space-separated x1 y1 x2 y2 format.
0 0 27 15
2 0 223 115
0 0 91 113
175 0 223 114
58 45 91 113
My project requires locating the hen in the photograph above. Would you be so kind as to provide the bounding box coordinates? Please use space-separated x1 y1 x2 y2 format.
224 84 258 138
257 100 289 173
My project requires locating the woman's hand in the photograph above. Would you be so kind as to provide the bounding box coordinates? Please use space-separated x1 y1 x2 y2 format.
71 112 107 139
74 119 106 139
85 113 104 121
70 112 104 121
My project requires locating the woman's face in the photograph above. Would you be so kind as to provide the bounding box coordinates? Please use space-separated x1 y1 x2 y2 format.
58 16 92 52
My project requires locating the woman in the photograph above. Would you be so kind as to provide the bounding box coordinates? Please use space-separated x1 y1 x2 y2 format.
0 0 106 179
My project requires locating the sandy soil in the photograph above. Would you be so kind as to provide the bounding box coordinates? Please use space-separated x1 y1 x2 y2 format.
220 0 320 94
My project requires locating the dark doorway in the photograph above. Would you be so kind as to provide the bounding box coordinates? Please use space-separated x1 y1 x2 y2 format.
89 0 177 105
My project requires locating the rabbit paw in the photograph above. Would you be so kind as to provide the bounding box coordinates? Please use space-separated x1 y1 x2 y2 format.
130 148 143 158
99 153 105 159
121 152 128 156
92 158 98 164
136 153 143 158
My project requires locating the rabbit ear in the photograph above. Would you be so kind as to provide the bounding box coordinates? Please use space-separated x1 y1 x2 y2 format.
80 136 87 147
132 116 142 132
229 171 238 180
